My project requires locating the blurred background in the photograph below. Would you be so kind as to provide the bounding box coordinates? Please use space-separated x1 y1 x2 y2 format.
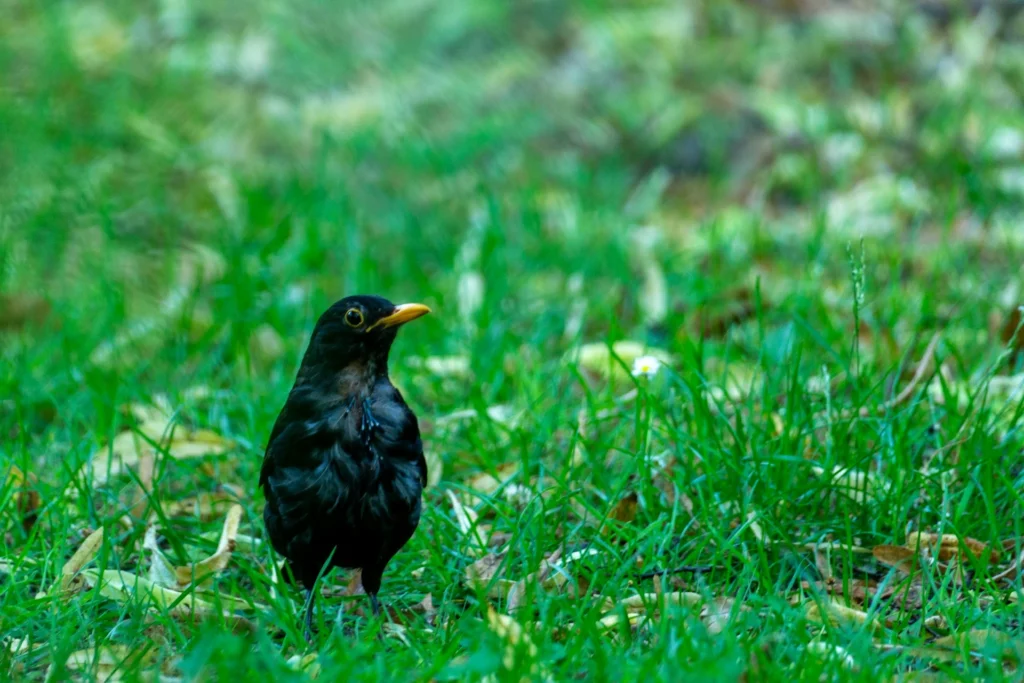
5 0 1024 369
5 0 1024 458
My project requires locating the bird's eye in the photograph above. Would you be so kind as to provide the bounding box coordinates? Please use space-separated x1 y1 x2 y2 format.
344 308 364 327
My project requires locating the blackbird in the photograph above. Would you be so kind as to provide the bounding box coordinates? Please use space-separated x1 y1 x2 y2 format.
259 294 431 638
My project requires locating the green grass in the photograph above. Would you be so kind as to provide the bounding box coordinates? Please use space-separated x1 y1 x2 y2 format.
3 0 1024 680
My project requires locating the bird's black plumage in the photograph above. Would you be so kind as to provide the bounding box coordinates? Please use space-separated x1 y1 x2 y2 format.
259 294 430 637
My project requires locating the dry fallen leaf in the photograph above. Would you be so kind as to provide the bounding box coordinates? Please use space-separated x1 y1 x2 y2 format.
56 528 105 595
58 644 156 682
589 591 704 632
144 526 180 589
906 532 999 564
178 504 242 586
608 491 638 525
932 628 1024 662
465 552 515 600
162 487 242 521
619 591 704 614
806 599 882 632
83 568 259 628
872 545 918 575
6 465 40 532
144 505 243 591
506 549 562 614
84 409 235 492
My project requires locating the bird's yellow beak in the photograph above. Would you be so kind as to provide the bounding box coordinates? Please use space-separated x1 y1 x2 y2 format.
369 303 432 331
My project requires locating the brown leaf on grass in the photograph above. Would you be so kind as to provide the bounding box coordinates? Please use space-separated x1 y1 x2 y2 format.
873 545 918 574
7 465 40 532
465 552 515 600
609 491 638 524
143 525 180 589
179 504 242 584
83 399 234 491
595 591 705 632
507 549 563 614
57 528 105 595
906 532 999 564
162 487 241 521
413 593 436 622
144 505 243 591
82 569 258 632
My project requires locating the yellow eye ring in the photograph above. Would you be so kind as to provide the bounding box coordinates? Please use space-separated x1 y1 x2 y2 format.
344 308 364 327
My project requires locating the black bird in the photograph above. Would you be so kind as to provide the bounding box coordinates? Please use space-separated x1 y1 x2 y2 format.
259 294 431 638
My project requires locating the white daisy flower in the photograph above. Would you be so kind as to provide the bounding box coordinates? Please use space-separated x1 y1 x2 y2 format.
631 355 662 378
503 483 533 508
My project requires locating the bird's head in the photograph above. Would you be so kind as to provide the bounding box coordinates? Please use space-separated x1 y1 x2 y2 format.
300 294 431 380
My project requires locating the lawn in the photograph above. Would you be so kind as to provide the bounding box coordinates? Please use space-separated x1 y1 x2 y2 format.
3 0 1024 680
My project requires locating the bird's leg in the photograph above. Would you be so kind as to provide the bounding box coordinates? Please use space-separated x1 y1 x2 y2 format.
361 566 384 620
302 587 316 644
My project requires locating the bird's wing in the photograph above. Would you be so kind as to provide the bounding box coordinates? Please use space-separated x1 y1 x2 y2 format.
389 385 428 488
260 417 360 560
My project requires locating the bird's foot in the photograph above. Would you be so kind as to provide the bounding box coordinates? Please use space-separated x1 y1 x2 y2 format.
369 592 382 618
